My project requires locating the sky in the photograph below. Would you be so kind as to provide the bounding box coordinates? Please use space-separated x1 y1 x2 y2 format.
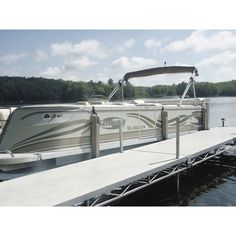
1 30 236 86
1 0 236 231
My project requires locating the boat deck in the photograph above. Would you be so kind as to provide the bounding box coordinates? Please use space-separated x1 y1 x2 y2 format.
0 127 235 206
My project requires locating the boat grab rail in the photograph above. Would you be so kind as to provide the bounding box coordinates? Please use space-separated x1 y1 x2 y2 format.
0 146 14 158
0 147 43 160
34 153 43 161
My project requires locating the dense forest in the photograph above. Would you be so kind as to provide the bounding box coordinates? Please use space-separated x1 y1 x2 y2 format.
0 76 236 104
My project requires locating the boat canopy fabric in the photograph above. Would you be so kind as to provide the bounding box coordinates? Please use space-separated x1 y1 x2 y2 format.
123 66 198 81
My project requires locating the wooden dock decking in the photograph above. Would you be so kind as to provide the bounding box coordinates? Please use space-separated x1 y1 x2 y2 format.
0 127 235 206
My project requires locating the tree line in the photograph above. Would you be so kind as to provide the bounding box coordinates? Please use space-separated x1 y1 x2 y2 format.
0 76 236 104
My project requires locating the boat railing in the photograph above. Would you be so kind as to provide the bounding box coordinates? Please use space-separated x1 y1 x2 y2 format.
0 146 14 158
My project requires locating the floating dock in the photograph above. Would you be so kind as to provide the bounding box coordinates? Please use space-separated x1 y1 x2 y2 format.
0 127 235 206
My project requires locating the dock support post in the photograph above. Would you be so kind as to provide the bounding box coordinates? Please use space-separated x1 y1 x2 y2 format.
121 83 124 102
202 102 209 130
176 117 180 194
176 117 180 159
161 109 168 140
91 113 100 158
118 120 124 153
177 174 180 193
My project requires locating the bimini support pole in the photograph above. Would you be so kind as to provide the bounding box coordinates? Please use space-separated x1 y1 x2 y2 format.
179 76 197 106
108 66 199 102
108 79 124 101
179 69 198 106
179 77 193 105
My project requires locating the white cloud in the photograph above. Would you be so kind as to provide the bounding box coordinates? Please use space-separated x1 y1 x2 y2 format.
145 38 162 51
51 41 71 56
111 56 159 86
195 51 236 83
35 50 48 62
112 56 158 71
49 39 108 73
116 39 136 52
0 52 26 64
213 66 236 82
40 66 61 77
51 39 108 59
197 51 236 67
197 65 236 83
164 30 236 53
65 56 96 70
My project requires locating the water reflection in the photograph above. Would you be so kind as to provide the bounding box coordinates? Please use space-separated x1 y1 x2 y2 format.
114 162 236 206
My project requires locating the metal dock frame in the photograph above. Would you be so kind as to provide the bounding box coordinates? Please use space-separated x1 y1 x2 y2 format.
66 125 235 206
72 142 234 207
0 128 233 206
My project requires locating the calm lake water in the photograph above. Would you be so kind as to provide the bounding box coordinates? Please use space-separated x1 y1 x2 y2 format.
114 97 236 206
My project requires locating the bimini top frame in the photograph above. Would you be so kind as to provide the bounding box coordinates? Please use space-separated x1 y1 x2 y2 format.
108 66 199 105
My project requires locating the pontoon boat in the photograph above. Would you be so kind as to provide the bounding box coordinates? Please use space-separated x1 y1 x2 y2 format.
0 66 209 179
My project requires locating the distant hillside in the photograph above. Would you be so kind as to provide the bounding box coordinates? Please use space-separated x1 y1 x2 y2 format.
0 76 236 104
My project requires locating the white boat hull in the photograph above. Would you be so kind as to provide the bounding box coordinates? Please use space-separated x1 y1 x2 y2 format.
0 100 205 178
0 65 208 178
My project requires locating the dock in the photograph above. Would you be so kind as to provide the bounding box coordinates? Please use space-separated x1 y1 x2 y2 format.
0 127 235 206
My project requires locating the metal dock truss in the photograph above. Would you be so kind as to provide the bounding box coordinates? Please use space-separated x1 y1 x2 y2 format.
74 141 234 207
0 126 235 206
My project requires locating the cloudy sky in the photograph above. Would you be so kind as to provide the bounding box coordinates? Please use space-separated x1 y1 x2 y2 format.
0 30 236 86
